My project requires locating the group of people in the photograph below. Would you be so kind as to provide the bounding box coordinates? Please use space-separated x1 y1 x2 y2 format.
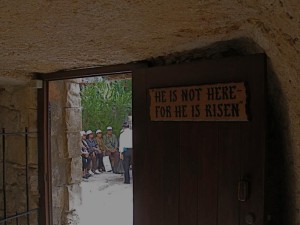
80 123 133 184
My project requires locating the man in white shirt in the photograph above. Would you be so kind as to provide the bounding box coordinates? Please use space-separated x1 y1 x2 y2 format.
119 122 133 184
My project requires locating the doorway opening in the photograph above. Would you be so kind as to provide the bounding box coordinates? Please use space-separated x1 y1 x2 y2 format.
37 41 277 225
48 73 133 225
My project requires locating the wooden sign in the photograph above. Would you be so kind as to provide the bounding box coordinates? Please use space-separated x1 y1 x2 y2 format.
149 82 248 121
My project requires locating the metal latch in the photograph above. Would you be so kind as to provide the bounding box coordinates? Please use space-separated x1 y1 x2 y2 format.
238 180 249 202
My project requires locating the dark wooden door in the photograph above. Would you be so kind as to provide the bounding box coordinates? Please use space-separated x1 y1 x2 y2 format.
133 54 266 225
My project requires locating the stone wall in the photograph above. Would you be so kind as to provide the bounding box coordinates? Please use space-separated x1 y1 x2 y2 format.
0 85 39 225
49 79 82 225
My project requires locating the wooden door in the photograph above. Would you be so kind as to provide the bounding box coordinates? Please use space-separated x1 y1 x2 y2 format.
133 54 266 225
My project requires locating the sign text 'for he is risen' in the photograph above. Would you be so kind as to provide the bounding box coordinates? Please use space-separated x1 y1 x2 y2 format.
149 82 249 121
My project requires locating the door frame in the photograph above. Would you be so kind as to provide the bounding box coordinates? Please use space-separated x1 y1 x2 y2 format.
36 54 266 225
36 62 146 225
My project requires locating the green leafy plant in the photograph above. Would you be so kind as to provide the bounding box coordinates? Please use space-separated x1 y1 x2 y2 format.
81 79 132 137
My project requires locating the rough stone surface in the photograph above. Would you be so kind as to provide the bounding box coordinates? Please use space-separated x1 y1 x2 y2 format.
66 132 81 159
65 109 82 132
66 82 81 108
52 186 67 225
0 1 297 74
0 86 39 224
67 183 82 212
28 109 38 132
50 80 82 225
69 157 82 185
5 135 26 165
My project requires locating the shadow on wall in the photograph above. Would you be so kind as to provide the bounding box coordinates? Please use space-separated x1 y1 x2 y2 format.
147 37 294 225
265 61 295 225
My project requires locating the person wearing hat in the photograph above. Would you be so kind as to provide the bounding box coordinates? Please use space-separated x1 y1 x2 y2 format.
86 130 101 174
119 122 133 184
95 129 105 172
80 131 91 179
103 126 119 173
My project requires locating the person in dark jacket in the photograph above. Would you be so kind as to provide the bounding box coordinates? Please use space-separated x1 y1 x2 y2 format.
95 129 105 172
103 126 120 173
80 131 91 179
86 130 101 174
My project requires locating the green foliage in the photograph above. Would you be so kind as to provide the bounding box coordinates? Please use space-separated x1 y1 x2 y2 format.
81 79 132 137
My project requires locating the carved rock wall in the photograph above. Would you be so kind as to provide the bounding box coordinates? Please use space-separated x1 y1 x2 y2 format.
0 85 39 225
49 79 82 225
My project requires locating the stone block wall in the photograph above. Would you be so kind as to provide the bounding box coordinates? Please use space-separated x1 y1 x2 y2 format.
49 79 82 225
0 85 39 225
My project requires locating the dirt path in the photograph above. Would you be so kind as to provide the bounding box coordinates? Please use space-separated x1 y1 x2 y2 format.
77 172 133 225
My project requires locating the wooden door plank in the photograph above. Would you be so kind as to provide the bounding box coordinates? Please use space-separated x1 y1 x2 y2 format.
134 69 181 225
140 122 164 225
218 124 241 225
133 69 151 225
198 124 218 225
179 123 199 225
144 54 265 87
37 81 52 225
150 122 180 225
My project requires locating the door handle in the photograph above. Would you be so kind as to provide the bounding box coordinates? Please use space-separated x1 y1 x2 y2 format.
238 180 249 202
245 213 256 224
